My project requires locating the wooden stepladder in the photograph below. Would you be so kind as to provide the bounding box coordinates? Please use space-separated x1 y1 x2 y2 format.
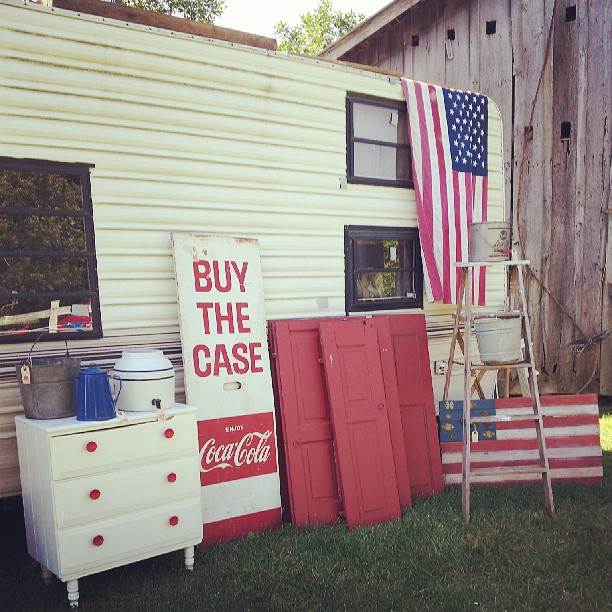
442 258 555 521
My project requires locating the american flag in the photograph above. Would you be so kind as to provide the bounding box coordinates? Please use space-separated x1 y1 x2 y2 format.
401 78 489 305
439 395 603 487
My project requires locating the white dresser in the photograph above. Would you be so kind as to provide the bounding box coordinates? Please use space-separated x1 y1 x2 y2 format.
15 404 203 608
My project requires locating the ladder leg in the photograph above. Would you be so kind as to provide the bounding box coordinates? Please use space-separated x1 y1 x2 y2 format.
462 268 473 522
443 274 467 401
502 370 510 398
527 371 555 515
517 265 555 516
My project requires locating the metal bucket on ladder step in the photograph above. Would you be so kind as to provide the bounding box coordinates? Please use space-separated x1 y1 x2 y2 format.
473 311 522 365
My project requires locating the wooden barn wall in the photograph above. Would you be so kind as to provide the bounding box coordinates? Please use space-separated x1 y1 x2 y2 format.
342 0 611 394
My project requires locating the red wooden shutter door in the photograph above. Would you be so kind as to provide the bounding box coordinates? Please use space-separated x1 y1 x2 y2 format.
320 319 401 529
385 314 444 496
268 322 292 521
272 319 342 526
372 317 412 509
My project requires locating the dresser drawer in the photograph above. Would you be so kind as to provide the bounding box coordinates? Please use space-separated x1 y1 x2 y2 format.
54 456 201 529
49 414 197 480
57 497 202 578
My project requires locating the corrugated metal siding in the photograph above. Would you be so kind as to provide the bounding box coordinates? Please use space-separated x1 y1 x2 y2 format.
0 0 505 497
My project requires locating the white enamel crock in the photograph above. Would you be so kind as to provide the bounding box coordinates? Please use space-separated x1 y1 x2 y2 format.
110 349 175 412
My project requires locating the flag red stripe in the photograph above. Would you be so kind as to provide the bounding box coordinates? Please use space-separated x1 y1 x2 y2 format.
428 85 452 302
546 434 602 448
464 172 474 301
452 171 462 299
403 79 442 299
478 176 487 305
492 414 600 430
446 476 603 487
413 83 435 254
496 394 598 408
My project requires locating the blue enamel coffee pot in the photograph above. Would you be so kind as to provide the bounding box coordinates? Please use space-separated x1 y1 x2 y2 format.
74 364 119 421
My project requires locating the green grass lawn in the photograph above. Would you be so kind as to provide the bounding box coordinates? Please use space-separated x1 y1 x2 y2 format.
1 411 610 611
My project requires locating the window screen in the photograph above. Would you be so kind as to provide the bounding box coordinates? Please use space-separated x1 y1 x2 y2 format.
0 158 102 343
345 225 423 312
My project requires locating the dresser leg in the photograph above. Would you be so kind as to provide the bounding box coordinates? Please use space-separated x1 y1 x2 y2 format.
41 565 52 585
184 545 195 571
67 579 79 608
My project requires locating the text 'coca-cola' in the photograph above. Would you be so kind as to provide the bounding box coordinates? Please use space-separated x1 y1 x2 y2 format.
198 412 277 486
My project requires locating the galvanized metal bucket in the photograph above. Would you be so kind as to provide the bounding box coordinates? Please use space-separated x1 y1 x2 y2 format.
468 221 511 262
474 312 522 365
16 353 81 420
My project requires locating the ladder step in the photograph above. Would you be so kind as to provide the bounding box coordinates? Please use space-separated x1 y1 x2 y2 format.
470 361 531 371
470 414 542 424
454 311 523 322
470 465 546 477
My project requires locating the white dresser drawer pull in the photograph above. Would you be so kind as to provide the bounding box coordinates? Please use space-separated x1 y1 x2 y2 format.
86 441 98 453
92 535 104 547
89 489 101 500
167 472 177 483
169 515 179 526
164 428 175 439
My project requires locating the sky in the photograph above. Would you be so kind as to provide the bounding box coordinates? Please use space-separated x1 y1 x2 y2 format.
216 0 391 39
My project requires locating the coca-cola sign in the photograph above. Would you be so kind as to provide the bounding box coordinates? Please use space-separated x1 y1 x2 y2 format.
198 412 278 486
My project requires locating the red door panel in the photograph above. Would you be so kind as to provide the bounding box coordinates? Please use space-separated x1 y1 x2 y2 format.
320 319 401 529
268 322 292 522
385 314 444 496
271 318 342 526
372 317 412 509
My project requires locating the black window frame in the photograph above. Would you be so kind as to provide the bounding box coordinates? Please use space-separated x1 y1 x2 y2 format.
346 92 413 189
0 157 103 344
345 225 423 314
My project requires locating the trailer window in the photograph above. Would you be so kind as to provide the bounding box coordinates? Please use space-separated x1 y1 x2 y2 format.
0 158 102 343
346 93 413 188
345 225 423 313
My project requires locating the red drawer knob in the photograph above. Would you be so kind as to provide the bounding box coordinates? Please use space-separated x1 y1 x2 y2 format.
167 473 177 483
86 441 97 453
164 428 174 439
89 489 101 500
93 535 104 547
169 516 179 526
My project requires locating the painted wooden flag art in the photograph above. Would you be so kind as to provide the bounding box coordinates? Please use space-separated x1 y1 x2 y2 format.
402 78 489 305
439 395 603 486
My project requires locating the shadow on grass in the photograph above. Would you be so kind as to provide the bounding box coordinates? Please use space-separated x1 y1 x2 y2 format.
1 407 609 611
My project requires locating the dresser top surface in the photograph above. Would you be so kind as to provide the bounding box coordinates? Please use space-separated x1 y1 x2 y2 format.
15 404 196 436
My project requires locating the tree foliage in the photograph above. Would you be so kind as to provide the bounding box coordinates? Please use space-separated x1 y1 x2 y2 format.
274 0 364 55
109 0 225 23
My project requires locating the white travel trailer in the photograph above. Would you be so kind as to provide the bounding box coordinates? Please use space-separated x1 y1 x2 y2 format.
0 0 506 498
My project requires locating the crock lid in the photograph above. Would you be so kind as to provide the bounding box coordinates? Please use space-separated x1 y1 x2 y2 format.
121 349 165 358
